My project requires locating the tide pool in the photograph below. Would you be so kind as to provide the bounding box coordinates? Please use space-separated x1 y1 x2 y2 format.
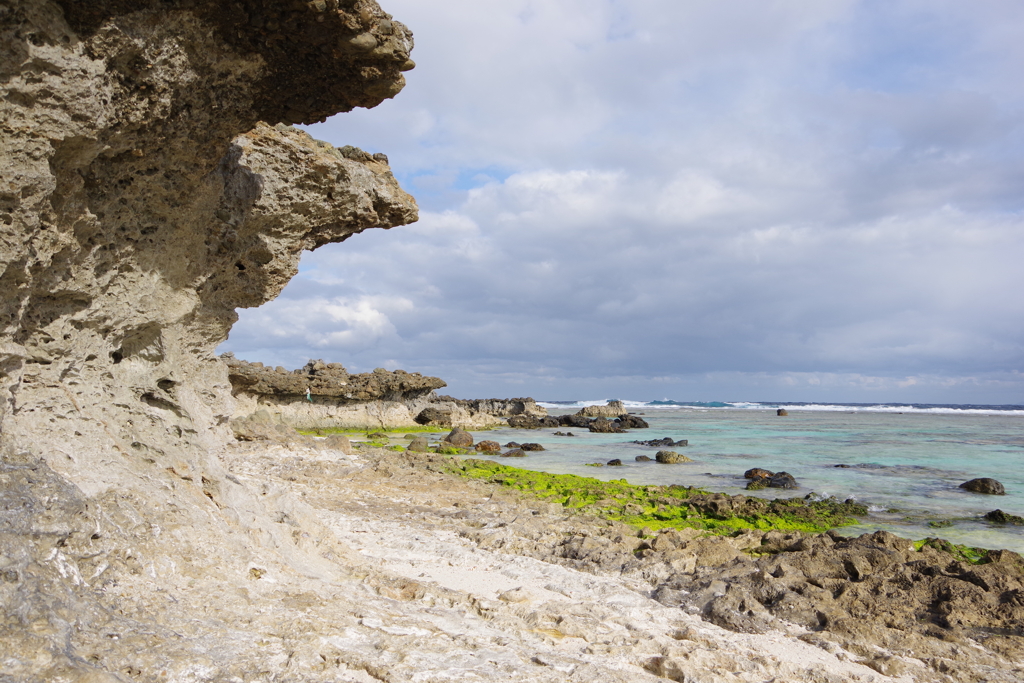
468 408 1024 553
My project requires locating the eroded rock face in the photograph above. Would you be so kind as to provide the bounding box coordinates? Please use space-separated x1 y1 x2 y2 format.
1 1 418 677
0 0 417 493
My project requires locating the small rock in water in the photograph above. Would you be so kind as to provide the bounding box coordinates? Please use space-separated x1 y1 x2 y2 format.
367 431 388 440
655 450 692 464
776 408 788 416
607 459 623 466
744 468 774 479
501 448 526 458
443 428 474 448
520 443 545 451
984 509 1024 525
634 437 688 447
504 441 521 448
768 472 798 489
475 440 501 454
635 455 652 462
960 478 1006 495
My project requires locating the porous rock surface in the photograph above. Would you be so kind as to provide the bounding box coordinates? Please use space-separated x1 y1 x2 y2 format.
1 0 417 497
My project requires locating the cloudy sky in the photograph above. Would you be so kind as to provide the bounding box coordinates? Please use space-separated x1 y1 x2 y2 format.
220 0 1024 404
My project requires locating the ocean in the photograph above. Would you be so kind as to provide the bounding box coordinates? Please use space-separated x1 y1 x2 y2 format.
471 401 1024 553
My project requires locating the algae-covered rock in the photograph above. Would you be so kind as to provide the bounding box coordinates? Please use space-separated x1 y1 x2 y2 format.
655 450 692 464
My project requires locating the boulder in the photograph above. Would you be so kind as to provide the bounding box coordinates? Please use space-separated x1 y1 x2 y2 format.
407 436 429 452
635 455 652 462
744 468 775 480
520 443 545 451
442 428 474 448
559 415 594 428
607 459 623 466
475 440 501 454
589 418 625 434
746 478 768 491
615 415 650 429
504 442 521 448
776 408 789 416
960 478 1006 495
655 450 692 464
501 448 527 458
768 472 798 489
415 407 452 427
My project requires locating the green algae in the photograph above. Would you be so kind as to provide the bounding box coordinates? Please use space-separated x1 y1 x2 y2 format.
451 459 866 536
914 537 993 565
300 425 450 436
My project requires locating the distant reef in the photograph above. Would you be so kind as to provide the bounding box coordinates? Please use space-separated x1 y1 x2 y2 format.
224 355 547 430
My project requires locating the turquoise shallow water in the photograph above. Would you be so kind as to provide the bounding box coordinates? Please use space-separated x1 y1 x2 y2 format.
464 408 1024 553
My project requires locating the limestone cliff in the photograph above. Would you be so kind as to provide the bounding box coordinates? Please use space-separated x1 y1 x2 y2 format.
1 0 416 493
0 1 419 678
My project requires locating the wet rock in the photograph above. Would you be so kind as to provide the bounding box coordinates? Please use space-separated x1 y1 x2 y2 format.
520 443 545 451
655 450 692 464
960 478 1006 495
744 468 775 479
768 472 798 489
442 428 474 448
635 455 652 462
615 414 650 429
558 415 594 428
504 442 521 448
607 459 623 466
501 448 527 458
777 408 789 416
589 418 625 434
475 440 501 454
984 509 1024 525
634 437 687 447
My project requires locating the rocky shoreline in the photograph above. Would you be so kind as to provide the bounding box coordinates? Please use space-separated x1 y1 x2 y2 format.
7 435 1022 681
